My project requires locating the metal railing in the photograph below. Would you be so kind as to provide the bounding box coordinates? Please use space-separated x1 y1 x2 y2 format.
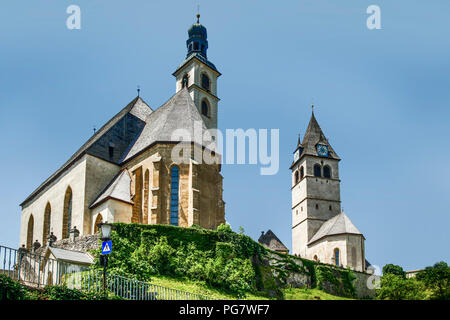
0 245 211 300
0 245 86 287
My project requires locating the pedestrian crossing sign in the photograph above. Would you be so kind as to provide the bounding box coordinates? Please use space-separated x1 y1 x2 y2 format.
101 240 112 255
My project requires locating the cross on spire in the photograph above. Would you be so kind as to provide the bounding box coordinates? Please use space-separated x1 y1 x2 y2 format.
197 4 200 23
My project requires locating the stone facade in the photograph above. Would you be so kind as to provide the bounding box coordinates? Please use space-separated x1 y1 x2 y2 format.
291 113 366 272
174 57 220 130
124 143 225 229
291 155 341 257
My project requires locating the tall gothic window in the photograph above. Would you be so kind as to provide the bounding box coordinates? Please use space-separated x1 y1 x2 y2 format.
300 166 304 180
294 171 299 184
26 214 34 249
94 214 103 234
144 169 150 225
43 203 51 244
314 164 322 177
323 165 331 179
62 187 73 239
334 248 340 266
201 73 210 91
170 166 179 226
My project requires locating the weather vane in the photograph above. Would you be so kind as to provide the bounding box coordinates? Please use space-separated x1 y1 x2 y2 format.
137 85 140 97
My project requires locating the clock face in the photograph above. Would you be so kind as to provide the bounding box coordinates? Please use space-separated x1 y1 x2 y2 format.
316 144 329 157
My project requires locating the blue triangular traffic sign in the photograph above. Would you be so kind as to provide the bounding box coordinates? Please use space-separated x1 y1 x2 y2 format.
102 240 112 254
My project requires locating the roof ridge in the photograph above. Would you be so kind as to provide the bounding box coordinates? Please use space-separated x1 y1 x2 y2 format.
21 96 142 206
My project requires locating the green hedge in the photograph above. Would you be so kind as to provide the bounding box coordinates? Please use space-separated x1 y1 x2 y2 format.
93 223 265 297
94 223 357 299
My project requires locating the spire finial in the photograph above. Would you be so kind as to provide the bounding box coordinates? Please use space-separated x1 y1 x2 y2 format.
197 4 200 23
312 104 314 114
137 85 140 97
297 133 301 146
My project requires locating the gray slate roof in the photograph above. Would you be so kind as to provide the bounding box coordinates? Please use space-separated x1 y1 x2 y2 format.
258 230 289 252
48 247 93 265
299 112 340 160
89 169 132 208
122 87 213 162
21 97 152 206
308 213 363 245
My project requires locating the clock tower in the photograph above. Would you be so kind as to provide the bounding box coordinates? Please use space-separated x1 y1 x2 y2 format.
291 110 342 257
173 14 221 130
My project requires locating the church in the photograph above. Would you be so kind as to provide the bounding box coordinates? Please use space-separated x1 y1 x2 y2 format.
290 112 366 272
19 14 367 274
19 15 225 249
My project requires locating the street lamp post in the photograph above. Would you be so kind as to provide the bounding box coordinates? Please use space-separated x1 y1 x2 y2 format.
97 221 113 296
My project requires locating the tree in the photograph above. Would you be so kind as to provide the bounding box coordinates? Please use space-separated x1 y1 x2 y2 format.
377 274 426 300
416 261 450 300
382 264 406 278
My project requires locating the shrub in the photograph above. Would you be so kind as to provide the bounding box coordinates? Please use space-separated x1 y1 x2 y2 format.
0 274 28 300
314 265 356 298
382 264 406 278
377 274 426 300
416 261 450 300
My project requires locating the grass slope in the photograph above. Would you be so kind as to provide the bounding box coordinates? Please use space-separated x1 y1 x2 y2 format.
149 275 351 300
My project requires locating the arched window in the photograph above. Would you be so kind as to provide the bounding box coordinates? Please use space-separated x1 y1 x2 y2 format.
300 166 304 180
194 42 199 50
43 203 51 244
143 169 150 225
201 73 210 91
170 166 180 226
323 165 331 179
201 99 209 117
94 214 103 234
294 171 299 184
62 187 73 239
314 164 322 177
334 248 340 266
26 214 34 249
182 74 189 88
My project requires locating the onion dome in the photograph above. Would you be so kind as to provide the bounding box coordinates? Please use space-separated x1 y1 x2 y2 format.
186 14 208 59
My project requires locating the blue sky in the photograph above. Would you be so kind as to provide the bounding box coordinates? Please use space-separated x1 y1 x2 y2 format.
0 1 449 271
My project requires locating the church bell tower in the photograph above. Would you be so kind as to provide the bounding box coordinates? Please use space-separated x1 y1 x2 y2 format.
291 110 342 257
173 14 221 129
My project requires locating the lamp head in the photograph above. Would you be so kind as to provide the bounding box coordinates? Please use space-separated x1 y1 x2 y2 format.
97 221 112 240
